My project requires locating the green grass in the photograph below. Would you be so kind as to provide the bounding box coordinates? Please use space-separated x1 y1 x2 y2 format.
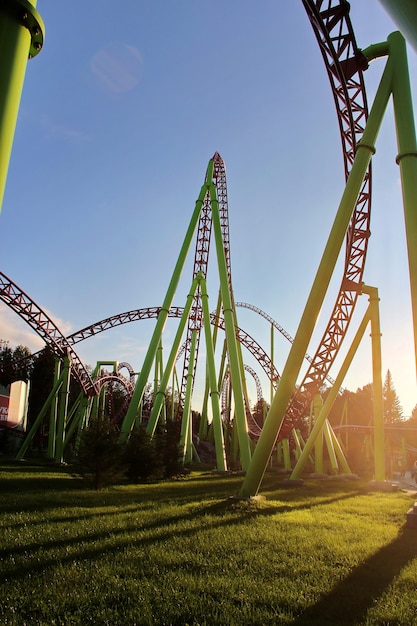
1 461 417 625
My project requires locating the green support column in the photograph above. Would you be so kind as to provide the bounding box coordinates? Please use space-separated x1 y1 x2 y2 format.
16 374 63 460
323 420 339 475
378 1 417 52
329 426 352 475
0 0 44 211
239 48 393 497
282 438 291 471
180 330 197 465
54 355 71 464
291 301 371 480
209 184 251 470
388 32 417 387
121 163 214 438
362 285 385 482
200 277 227 471
146 276 200 436
47 357 61 459
313 394 324 474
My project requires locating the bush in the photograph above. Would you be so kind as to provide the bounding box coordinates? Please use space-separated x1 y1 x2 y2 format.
124 424 165 483
75 415 125 490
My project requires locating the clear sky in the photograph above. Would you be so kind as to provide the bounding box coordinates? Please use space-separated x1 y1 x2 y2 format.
1 1 417 417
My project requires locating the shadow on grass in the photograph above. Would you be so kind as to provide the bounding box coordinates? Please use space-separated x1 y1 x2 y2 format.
295 526 417 626
0 497 263 585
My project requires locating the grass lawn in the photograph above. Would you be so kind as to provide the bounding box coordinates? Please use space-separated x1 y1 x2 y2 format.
0 460 417 625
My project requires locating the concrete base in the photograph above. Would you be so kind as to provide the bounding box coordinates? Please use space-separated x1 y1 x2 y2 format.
406 502 417 528
368 480 398 492
281 478 304 488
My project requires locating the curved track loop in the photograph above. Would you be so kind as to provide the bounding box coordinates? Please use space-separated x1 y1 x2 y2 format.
221 364 264 437
0 272 97 397
178 153 231 411
276 1 372 440
65 307 280 390
236 302 336 386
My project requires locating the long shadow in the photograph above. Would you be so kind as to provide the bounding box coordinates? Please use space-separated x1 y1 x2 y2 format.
0 498 260 584
0 490 374 586
295 526 417 625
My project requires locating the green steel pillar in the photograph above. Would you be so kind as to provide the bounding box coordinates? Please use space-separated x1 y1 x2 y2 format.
16 373 63 460
200 277 227 470
180 329 197 465
239 50 393 497
389 32 417 387
313 394 324 474
291 301 371 480
47 357 61 459
270 323 275 404
121 163 214 438
323 420 338 475
282 438 291 470
0 0 44 212
209 184 251 470
54 355 71 464
362 285 385 482
378 1 417 52
146 275 200 436
329 426 351 475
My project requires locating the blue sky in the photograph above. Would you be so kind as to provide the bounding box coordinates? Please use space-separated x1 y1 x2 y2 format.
1 1 417 416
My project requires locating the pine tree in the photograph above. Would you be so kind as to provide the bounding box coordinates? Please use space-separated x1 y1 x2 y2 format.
383 370 403 423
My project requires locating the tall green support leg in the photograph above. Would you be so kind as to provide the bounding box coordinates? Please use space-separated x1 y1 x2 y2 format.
200 277 227 470
329 426 351 475
210 185 251 470
16 374 64 460
313 393 324 474
54 355 71 464
0 0 44 212
282 438 291 471
389 32 417 387
291 300 371 480
180 330 197 465
323 420 338 475
147 276 200 436
362 285 385 482
47 357 61 459
121 164 214 438
239 52 393 497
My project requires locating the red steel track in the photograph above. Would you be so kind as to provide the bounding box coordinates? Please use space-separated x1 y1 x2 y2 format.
278 0 371 441
0 271 98 397
0 1 371 440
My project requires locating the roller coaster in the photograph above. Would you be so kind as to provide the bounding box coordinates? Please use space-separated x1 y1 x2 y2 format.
1 1 417 497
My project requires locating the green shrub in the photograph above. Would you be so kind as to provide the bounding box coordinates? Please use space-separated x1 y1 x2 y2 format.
124 424 164 483
75 415 125 489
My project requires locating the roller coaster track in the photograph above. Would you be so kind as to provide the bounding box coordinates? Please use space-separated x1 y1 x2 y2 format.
276 0 372 441
65 307 280 387
0 2 371 448
0 272 98 397
235 301 336 387
177 153 231 412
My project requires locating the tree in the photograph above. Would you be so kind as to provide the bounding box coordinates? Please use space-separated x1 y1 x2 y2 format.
251 398 269 429
0 341 34 386
383 370 403 423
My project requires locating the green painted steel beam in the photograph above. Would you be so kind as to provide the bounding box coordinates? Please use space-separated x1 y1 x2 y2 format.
120 162 214 438
200 276 227 471
362 285 385 482
146 275 200 436
239 46 393 498
378 0 417 52
290 301 371 480
0 0 44 212
209 182 252 470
